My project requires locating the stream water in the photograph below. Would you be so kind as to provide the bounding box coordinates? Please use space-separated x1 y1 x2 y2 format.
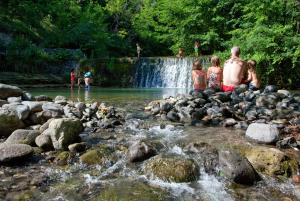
2 87 298 201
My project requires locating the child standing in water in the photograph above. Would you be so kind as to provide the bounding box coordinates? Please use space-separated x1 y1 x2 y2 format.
84 68 92 90
207 56 222 89
192 60 206 94
246 60 260 90
70 69 76 89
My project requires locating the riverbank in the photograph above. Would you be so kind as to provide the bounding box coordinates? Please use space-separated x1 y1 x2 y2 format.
0 83 300 200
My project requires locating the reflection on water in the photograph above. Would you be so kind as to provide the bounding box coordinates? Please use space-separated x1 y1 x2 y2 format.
28 87 190 108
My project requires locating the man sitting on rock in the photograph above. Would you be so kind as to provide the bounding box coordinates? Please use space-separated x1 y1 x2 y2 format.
222 46 247 92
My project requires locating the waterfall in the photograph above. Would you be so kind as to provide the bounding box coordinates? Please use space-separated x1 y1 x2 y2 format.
134 57 210 88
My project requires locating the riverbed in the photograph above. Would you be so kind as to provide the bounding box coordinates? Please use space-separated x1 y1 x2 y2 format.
1 87 299 201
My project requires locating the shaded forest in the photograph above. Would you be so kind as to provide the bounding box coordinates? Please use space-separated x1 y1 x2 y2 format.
0 0 299 88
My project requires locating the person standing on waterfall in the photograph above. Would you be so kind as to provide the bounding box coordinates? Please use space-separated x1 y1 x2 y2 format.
194 40 200 57
136 43 142 58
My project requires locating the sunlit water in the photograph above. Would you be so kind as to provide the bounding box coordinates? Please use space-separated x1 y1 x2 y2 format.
3 87 297 201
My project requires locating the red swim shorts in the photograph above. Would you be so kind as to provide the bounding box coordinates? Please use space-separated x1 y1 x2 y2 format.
222 85 235 92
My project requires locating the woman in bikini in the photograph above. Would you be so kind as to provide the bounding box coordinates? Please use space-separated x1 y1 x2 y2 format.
207 56 222 90
192 60 206 94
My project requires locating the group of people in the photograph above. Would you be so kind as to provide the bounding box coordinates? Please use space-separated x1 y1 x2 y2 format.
192 46 260 93
70 68 93 90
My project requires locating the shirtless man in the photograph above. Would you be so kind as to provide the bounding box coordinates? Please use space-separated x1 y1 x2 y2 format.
222 46 247 92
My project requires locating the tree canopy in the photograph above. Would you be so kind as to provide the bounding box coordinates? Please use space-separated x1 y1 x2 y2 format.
0 0 299 88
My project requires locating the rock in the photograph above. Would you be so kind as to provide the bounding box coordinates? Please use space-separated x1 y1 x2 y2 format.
54 151 71 166
75 102 86 112
160 101 172 113
166 111 180 122
80 145 114 165
244 146 297 176
234 84 248 94
218 149 259 185
28 124 41 130
5 129 40 146
35 134 53 150
7 96 22 103
0 83 23 99
42 102 63 114
94 180 173 201
144 154 199 183
0 143 33 163
234 121 249 130
276 137 298 149
22 101 43 113
34 95 52 102
68 142 87 153
45 118 83 150
277 90 290 97
0 108 24 137
223 118 237 127
264 85 277 93
22 92 33 101
128 141 157 162
246 123 279 144
54 96 67 105
191 108 206 121
3 103 30 120
28 111 53 125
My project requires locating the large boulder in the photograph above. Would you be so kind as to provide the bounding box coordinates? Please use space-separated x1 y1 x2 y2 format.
246 123 279 144
5 129 40 146
0 84 23 99
0 108 24 137
43 118 83 150
127 141 157 162
218 149 259 185
2 103 30 120
0 143 33 163
22 101 43 113
244 146 297 176
144 154 199 183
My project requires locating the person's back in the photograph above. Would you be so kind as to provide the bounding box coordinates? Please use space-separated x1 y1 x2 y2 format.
193 70 206 90
222 47 246 92
207 56 222 89
192 60 206 91
246 60 260 90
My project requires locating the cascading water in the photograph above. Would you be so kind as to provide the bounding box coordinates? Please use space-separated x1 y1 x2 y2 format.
134 57 211 88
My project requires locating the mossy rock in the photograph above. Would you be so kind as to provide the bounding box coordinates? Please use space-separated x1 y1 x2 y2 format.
93 180 173 201
144 154 200 183
240 145 298 177
54 151 71 166
80 145 114 165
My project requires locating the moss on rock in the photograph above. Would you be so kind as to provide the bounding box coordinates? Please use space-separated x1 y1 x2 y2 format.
144 154 200 183
80 145 114 165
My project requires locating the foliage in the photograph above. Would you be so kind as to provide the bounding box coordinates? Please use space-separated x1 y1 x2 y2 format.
0 0 299 88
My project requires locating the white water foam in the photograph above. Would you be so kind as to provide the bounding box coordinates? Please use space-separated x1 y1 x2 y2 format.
168 145 186 155
197 171 233 201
